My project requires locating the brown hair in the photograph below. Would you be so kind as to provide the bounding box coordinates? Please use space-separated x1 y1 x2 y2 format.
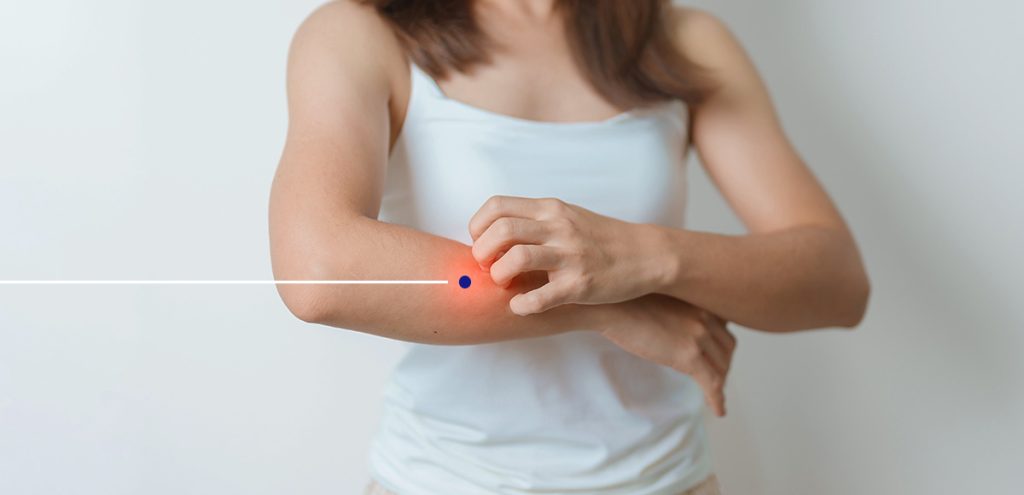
360 0 716 108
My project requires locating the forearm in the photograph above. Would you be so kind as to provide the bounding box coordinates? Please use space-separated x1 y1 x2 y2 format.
271 215 609 344
649 224 870 332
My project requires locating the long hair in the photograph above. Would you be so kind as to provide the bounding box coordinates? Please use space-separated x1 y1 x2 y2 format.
361 0 716 108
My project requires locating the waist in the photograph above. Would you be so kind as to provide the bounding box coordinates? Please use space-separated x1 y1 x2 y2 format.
368 332 712 494
365 473 723 495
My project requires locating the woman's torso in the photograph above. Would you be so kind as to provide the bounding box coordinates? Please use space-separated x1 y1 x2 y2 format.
368 62 712 495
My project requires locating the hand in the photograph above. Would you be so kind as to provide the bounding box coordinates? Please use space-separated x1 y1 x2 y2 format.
469 195 669 316
601 295 737 417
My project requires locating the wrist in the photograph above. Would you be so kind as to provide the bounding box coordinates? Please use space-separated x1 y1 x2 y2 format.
636 224 681 295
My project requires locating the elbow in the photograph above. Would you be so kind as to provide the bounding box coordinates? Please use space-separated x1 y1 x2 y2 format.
828 231 871 329
270 237 350 325
277 282 331 324
836 269 871 329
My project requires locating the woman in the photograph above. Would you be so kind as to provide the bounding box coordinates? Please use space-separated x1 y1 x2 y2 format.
269 0 870 493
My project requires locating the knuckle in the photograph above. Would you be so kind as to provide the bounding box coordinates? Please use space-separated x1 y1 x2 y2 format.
682 319 704 338
680 342 701 361
509 245 532 266
486 195 505 212
542 198 566 213
494 217 516 238
552 217 574 235
570 272 593 297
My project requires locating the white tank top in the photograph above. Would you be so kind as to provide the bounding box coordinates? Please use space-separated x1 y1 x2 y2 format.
369 63 712 495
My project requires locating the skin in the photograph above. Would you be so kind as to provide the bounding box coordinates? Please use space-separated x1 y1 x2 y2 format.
470 9 870 333
269 0 869 417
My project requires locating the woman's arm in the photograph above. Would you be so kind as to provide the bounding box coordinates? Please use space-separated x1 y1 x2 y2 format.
467 9 869 332
270 2 605 344
657 9 870 331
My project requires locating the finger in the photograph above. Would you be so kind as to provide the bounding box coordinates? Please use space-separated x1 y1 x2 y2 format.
490 245 562 287
686 354 727 417
698 335 730 376
471 217 551 267
707 316 737 355
509 279 574 316
469 196 567 240
469 196 550 240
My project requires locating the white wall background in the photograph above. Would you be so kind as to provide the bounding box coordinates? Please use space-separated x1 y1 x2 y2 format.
1 0 1021 494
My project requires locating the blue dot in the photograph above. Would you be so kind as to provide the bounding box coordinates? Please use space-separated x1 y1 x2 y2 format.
458 275 472 289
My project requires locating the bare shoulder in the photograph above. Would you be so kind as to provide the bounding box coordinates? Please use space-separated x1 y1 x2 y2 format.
667 7 744 63
667 6 765 99
287 1 406 101
292 0 401 53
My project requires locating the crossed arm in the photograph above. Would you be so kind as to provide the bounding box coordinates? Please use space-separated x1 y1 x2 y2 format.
459 11 869 331
270 4 869 413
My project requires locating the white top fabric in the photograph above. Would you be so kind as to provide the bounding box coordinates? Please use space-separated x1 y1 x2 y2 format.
369 63 712 495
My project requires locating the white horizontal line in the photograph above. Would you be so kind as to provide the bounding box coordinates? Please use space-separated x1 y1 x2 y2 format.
0 280 449 285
